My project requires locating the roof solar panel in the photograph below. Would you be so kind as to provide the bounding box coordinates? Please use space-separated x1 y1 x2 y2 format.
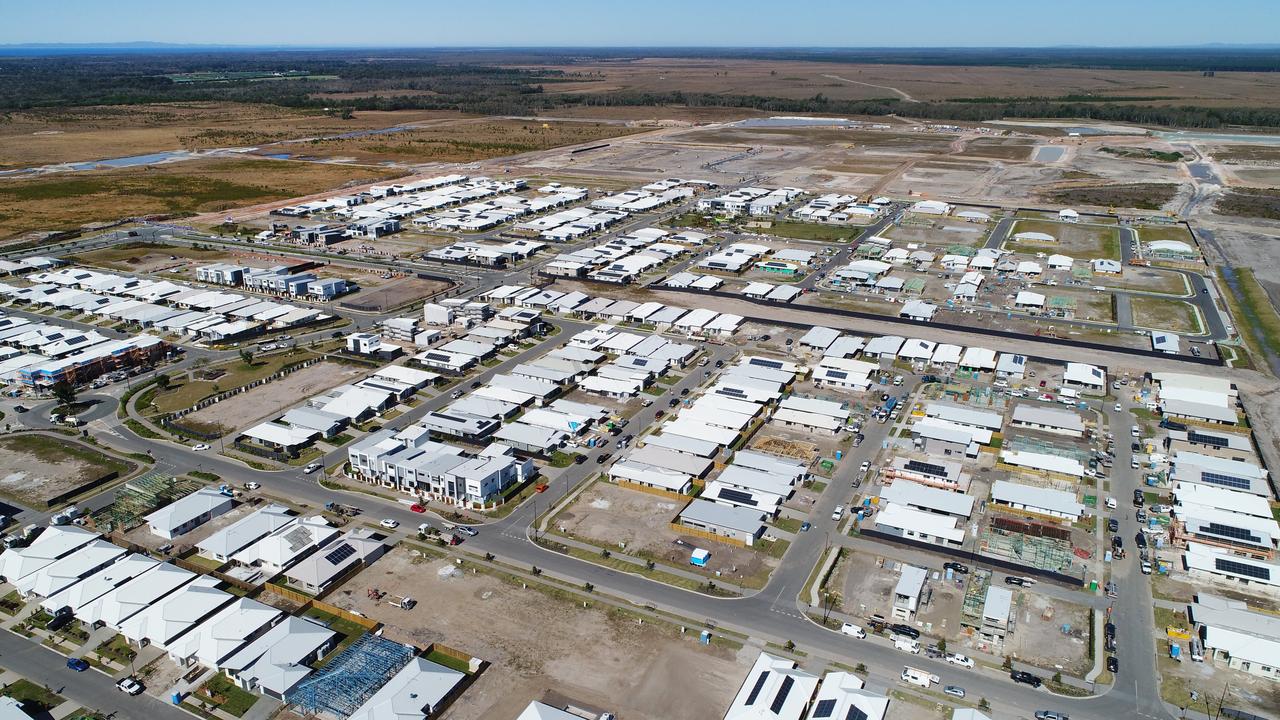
770 676 795 714
813 699 837 718
1215 558 1271 581
744 671 769 706
905 459 948 477
717 488 758 506
749 358 784 370
1201 522 1262 545
324 543 357 565
1200 471 1251 490
846 707 869 720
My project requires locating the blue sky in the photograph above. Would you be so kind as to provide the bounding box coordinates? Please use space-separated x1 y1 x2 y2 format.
3 0 1277 47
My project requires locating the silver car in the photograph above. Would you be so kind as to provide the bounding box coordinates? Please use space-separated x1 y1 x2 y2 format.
943 685 965 699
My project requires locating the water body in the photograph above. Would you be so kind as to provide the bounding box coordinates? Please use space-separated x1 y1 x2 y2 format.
68 150 193 170
736 117 857 128
262 153 293 160
1033 146 1067 162
1154 129 1280 146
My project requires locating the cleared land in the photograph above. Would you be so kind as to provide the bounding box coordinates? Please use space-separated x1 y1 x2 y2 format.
1214 187 1280 220
521 58 1280 108
145 351 335 415
1044 183 1180 211
1132 297 1202 334
0 158 405 239
0 104 461 168
70 241 226 273
170 361 361 435
281 118 647 164
957 137 1035 160
326 546 753 720
1006 219 1120 259
0 434 129 507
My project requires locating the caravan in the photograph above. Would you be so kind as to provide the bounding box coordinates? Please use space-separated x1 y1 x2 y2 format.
900 666 938 688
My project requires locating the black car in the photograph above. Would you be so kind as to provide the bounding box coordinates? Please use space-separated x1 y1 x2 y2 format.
943 562 969 574
1133 489 1145 506
1108 518 1119 532
1135 533 1148 549
1011 670 1043 687
1112 535 1123 549
669 398 680 408
12 405 26 413
1005 576 1027 586
1105 636 1117 652
715 360 724 368
889 623 920 639
1131 442 1141 453
680 388 690 396
1107 656 1119 674
1105 622 1116 639
595 452 612 464
471 381 482 389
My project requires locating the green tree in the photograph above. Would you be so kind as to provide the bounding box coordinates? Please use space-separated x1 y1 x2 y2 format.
51 381 77 412
239 349 254 367
154 374 170 390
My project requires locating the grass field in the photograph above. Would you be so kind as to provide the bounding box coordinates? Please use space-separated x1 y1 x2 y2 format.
1131 297 1202 334
71 241 224 270
1214 187 1280 220
1007 219 1121 259
0 158 404 239
758 220 864 242
1219 266 1280 363
1135 224 1199 248
143 350 321 415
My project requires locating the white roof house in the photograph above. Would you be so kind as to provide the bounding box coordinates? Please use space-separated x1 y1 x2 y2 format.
145 487 234 540
80 562 196 629
167 597 283 668
119 575 233 648
724 652 819 720
806 672 889 720
14 538 126 599
0 525 98 584
517 702 583 720
1014 291 1045 308
233 516 339 572
41 552 159 614
874 503 967 546
348 657 466 720
991 479 1085 519
221 616 336 700
959 347 997 370
1188 594 1280 679
1063 362 1105 388
799 327 841 351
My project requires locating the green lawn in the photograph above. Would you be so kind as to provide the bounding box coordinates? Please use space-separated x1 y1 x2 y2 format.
761 220 863 243
196 675 258 717
95 634 137 667
1219 267 1280 362
425 649 473 674
772 516 803 533
2 679 65 712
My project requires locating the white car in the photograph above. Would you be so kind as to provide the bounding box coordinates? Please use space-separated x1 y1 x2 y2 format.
380 518 399 529
946 653 975 669
303 462 322 474
859 461 870 473
191 443 210 451
116 677 143 695
840 623 866 639
1114 403 1122 412
244 482 260 490
831 505 845 522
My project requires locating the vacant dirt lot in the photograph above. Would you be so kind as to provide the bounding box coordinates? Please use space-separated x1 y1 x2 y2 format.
71 242 228 273
181 361 363 434
339 275 453 312
0 434 129 507
553 481 778 586
326 546 754 720
1002 590 1091 675
1006 218 1120 259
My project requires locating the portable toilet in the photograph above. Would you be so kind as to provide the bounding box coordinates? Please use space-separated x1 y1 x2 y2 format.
835 450 843 460
700 630 711 645
690 548 710 567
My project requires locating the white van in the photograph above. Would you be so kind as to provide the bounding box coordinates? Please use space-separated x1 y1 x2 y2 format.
894 637 921 654
840 623 866 639
900 666 937 687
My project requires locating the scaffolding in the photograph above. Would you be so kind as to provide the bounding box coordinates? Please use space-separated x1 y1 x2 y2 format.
980 525 1075 573
292 633 415 718
90 472 202 533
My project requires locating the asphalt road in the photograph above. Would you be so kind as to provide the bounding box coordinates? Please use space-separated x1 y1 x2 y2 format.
0 628 189 720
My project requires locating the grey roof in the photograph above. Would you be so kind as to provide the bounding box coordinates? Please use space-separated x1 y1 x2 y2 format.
1011 404 1086 432
880 480 975 517
624 445 713 477
679 499 766 535
642 433 720 458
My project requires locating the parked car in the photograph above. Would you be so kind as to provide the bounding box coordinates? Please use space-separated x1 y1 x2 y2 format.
409 504 426 513
1108 518 1119 532
943 685 966 699
668 398 680 408
840 623 865 639
654 410 665 419
946 653 975 669
12 405 26 413
1010 670 1042 687
1005 576 1027 586
942 562 969 575
889 623 919 640
191 443 211 451
680 388 690 396
799 521 811 532
66 658 90 672
379 518 399 529
831 505 845 522
595 453 612 464
457 526 478 537
116 677 144 695
1107 656 1119 674
859 461 871 474
1034 712 1068 720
